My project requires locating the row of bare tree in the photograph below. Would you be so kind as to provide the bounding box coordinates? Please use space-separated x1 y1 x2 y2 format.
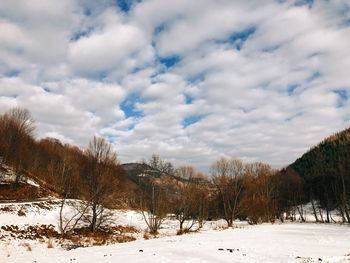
0 108 128 234
136 156 286 234
1 107 348 236
0 108 35 184
138 155 342 234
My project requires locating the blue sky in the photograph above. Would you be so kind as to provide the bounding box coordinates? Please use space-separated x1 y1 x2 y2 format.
0 0 350 171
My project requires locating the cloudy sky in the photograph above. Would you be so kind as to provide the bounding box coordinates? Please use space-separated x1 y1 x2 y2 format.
0 0 350 171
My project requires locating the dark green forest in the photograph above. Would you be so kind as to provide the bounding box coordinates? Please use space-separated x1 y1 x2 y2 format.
289 128 350 222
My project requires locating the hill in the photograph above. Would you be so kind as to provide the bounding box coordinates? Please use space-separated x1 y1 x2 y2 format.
287 127 350 222
291 127 350 181
0 164 57 201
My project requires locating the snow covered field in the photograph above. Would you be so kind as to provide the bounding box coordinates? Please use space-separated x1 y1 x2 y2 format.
1 201 349 263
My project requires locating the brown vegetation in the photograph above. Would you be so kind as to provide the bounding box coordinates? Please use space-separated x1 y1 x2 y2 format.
1 106 349 244
0 183 49 200
0 223 137 249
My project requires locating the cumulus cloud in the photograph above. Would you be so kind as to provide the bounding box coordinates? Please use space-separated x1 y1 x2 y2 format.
69 17 152 76
0 0 350 172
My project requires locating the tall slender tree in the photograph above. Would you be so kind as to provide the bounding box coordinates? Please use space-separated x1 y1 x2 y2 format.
82 136 119 232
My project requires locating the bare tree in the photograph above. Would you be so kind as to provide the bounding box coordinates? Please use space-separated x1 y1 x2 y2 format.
211 158 244 227
175 166 195 180
81 136 119 232
4 108 35 136
192 173 211 228
140 185 169 234
144 154 174 177
0 108 35 185
139 154 173 234
57 152 86 237
173 166 197 233
243 162 278 223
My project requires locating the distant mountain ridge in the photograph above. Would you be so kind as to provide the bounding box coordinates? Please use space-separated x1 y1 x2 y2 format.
121 162 209 185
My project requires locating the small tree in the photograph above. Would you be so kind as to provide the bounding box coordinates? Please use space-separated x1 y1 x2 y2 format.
172 166 206 233
81 136 119 232
143 154 174 177
211 158 244 227
57 151 87 237
193 180 210 228
140 185 169 234
242 162 278 224
139 154 173 234
276 167 307 222
0 108 35 185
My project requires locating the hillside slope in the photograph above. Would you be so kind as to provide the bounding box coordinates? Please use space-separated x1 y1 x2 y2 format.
0 164 57 201
0 183 48 202
291 127 350 181
287 127 350 222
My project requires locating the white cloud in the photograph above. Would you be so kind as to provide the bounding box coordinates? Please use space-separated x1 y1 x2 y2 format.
69 23 150 75
153 1 274 56
0 0 350 172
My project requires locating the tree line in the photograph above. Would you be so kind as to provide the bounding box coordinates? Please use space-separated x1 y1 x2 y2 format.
0 107 349 236
289 128 350 223
0 107 128 232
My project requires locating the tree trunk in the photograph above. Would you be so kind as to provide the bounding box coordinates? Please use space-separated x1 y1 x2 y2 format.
179 217 184 231
318 207 324 223
90 203 97 232
326 206 330 223
340 173 350 223
296 205 305 222
59 197 66 237
311 199 319 222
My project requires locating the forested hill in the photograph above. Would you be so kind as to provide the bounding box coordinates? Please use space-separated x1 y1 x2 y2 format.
291 127 350 181
286 127 350 223
1 107 350 223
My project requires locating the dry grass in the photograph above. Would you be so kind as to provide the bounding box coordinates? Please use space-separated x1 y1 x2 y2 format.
47 239 54 248
0 183 48 201
21 242 32 251
60 226 138 249
1 222 138 250
213 224 229 231
176 229 188 235
176 227 199 235
0 224 60 242
143 232 150 240
17 209 26 216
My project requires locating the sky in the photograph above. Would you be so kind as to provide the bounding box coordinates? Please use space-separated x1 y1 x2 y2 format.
0 0 350 172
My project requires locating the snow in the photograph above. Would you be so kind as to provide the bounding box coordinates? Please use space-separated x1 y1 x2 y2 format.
291 203 343 223
0 164 39 187
0 165 17 184
0 200 349 262
1 223 349 262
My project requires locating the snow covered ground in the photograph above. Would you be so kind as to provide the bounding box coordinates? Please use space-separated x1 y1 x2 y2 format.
0 164 39 187
0 200 349 263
